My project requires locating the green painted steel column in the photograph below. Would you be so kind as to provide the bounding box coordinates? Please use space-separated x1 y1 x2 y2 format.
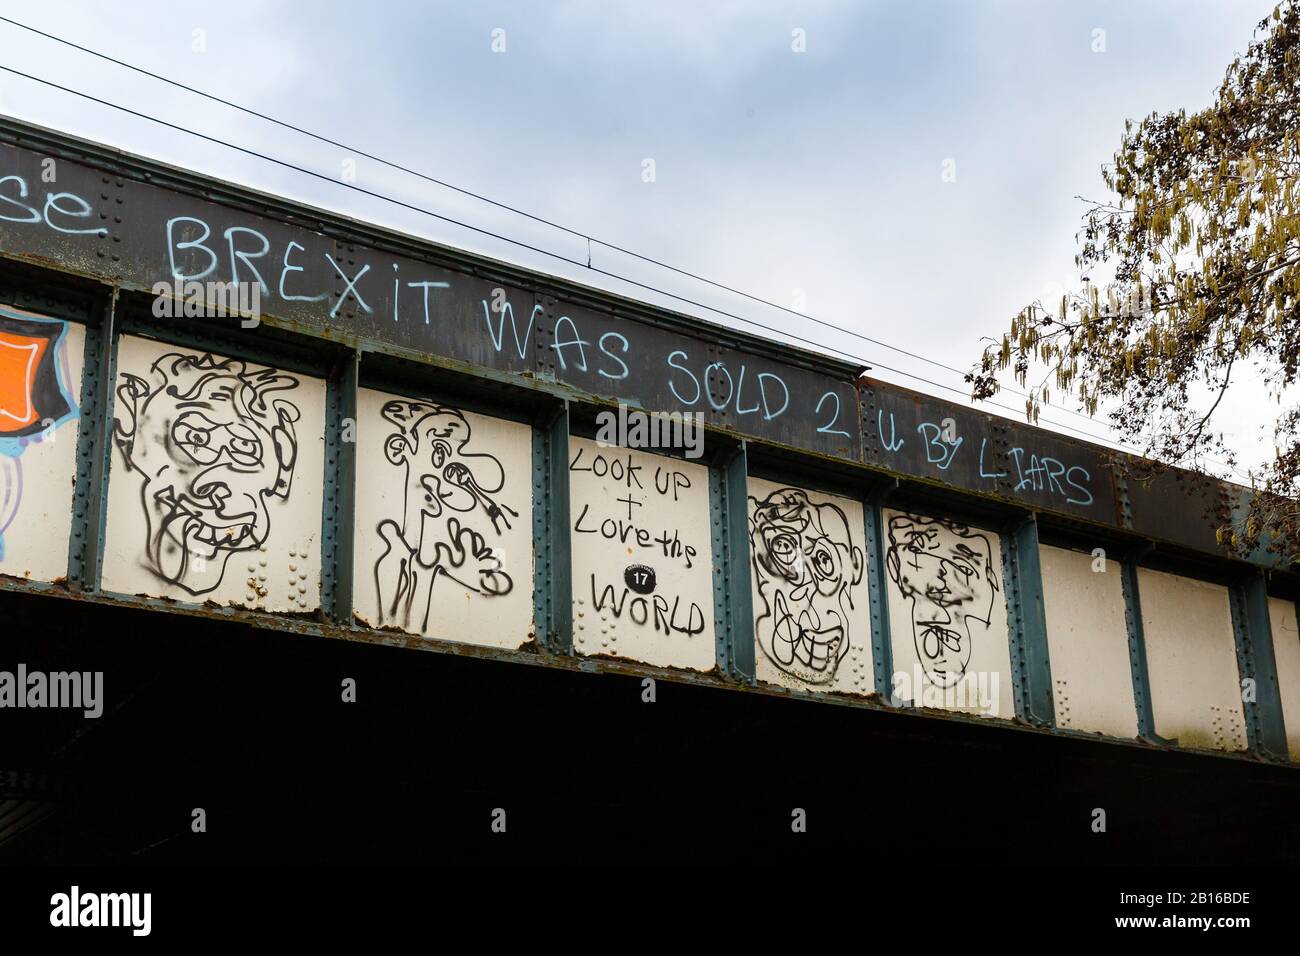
1000 514 1055 726
1229 571 1288 759
1119 547 1173 744
532 401 572 655
865 481 897 700
68 288 117 592
710 442 754 682
321 348 359 624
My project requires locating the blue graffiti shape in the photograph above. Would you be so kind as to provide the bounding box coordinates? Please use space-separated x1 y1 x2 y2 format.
978 437 1008 479
916 421 962 470
0 310 79 560
1007 448 1094 506
815 390 851 437
482 299 540 361
877 409 904 452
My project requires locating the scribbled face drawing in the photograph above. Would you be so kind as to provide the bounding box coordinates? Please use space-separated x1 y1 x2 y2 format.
749 488 863 684
887 514 999 689
383 404 482 519
374 400 517 630
381 401 514 534
114 353 300 595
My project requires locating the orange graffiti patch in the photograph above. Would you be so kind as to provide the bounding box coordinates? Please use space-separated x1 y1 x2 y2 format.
0 330 49 432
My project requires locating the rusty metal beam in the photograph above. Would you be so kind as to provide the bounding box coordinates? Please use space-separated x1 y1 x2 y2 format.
0 117 1291 580
1 573 1287 769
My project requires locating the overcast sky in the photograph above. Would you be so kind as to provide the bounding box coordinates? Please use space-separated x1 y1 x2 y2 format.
0 0 1278 476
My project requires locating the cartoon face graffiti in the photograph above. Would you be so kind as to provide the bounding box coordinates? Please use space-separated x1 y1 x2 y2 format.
886 514 999 688
374 400 516 632
749 488 863 684
113 352 301 595
379 400 518 535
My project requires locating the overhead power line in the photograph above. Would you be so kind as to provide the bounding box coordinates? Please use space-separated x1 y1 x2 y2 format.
0 62 1236 468
0 13 1113 432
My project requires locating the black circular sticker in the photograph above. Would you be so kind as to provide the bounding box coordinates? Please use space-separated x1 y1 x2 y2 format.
624 564 656 594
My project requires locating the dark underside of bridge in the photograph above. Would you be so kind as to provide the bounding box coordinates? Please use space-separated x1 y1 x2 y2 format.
0 590 1296 867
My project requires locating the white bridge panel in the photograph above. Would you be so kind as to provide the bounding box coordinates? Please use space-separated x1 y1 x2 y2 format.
1040 544 1137 738
569 437 715 671
102 335 326 612
1138 568 1246 751
1268 596 1300 760
352 388 534 648
747 477 871 696
883 508 1013 719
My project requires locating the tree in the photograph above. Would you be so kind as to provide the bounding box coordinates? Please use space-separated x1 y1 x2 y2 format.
971 3 1300 562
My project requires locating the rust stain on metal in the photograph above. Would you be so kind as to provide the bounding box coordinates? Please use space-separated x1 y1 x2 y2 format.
0 572 1289 767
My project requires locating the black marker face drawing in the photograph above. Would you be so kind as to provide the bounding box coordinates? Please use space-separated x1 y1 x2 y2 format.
113 352 301 595
886 514 999 688
374 400 516 632
749 488 863 684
